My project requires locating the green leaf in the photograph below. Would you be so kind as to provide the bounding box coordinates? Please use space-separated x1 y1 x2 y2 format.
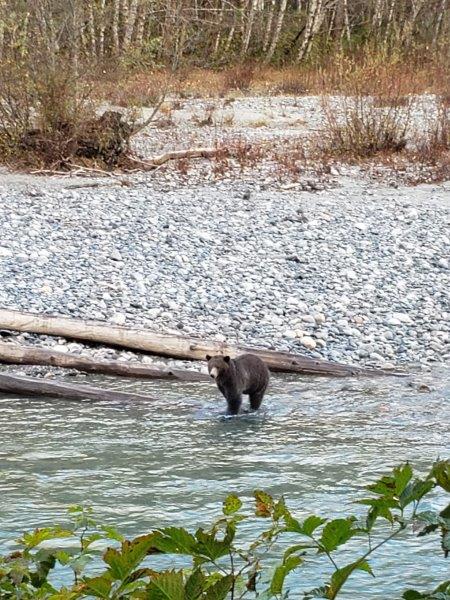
254 491 274 518
104 534 158 581
302 516 327 536
415 511 442 537
195 529 230 560
431 460 450 492
223 494 242 516
20 527 73 549
203 574 234 600
269 556 302 595
55 550 72 566
303 586 329 598
273 497 287 521
82 532 103 551
402 591 425 599
83 574 113 598
69 553 94 577
284 543 315 560
101 525 125 542
318 518 358 553
29 550 56 587
433 580 450 593
442 531 450 557
67 505 84 514
284 514 327 536
440 503 450 519
366 463 412 501
358 498 398 524
185 568 206 600
394 463 413 496
399 479 434 509
146 570 185 600
328 560 373 599
153 527 198 555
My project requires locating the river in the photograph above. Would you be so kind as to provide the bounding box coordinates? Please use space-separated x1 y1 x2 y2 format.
0 368 449 598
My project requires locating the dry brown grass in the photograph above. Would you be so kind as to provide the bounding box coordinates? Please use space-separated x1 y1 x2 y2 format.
96 71 173 107
95 50 448 104
221 64 256 94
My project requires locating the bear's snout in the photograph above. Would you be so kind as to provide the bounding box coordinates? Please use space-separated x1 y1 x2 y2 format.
210 367 219 379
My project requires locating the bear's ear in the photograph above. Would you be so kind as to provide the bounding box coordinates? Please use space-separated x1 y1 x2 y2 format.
206 354 211 361
223 355 231 363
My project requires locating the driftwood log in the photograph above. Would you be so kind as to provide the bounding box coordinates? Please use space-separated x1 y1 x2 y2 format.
0 372 156 402
0 342 208 382
0 310 404 377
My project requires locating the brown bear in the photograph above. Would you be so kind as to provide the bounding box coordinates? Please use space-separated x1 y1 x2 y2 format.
205 353 270 415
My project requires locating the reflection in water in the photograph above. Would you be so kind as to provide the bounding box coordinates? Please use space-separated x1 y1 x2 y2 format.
0 368 449 598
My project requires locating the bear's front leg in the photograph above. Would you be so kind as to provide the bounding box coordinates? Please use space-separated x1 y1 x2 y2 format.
226 394 242 415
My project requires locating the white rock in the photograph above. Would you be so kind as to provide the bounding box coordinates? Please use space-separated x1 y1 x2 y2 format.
301 314 316 324
110 313 126 325
392 312 413 324
405 207 419 220
53 344 68 353
300 336 317 350
283 330 297 339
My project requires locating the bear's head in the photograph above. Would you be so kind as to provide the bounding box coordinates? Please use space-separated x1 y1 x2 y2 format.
205 354 231 380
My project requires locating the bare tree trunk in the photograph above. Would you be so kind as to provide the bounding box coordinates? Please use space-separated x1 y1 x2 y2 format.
134 1 147 50
372 0 385 29
0 372 157 403
262 0 276 52
112 0 121 54
123 0 139 51
119 0 129 52
241 0 257 56
0 1 5 61
264 0 288 63
432 0 447 45
0 342 208 381
86 1 96 58
342 0 351 43
69 0 80 76
223 16 236 55
0 309 403 377
297 0 325 62
384 0 397 43
98 0 106 58
213 0 226 56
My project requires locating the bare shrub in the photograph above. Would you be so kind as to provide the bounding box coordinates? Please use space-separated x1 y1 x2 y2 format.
274 77 306 96
372 95 410 108
410 97 450 181
191 104 216 127
99 72 171 108
222 64 255 93
272 140 307 180
320 95 410 158
417 98 450 158
0 59 137 170
227 137 265 171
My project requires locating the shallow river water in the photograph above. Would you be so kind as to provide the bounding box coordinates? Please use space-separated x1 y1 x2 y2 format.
0 368 449 598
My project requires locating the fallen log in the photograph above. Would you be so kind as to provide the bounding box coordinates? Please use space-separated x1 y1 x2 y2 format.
126 147 220 170
0 309 404 377
0 342 208 382
0 372 156 402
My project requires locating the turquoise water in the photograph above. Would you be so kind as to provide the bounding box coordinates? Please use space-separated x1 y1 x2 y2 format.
0 368 449 597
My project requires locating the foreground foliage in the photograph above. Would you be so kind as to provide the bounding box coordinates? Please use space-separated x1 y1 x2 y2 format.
0 461 449 599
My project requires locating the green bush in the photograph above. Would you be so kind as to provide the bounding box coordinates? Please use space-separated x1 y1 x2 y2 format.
0 461 449 599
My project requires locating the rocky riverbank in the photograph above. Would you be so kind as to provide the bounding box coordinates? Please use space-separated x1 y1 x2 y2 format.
0 164 449 369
